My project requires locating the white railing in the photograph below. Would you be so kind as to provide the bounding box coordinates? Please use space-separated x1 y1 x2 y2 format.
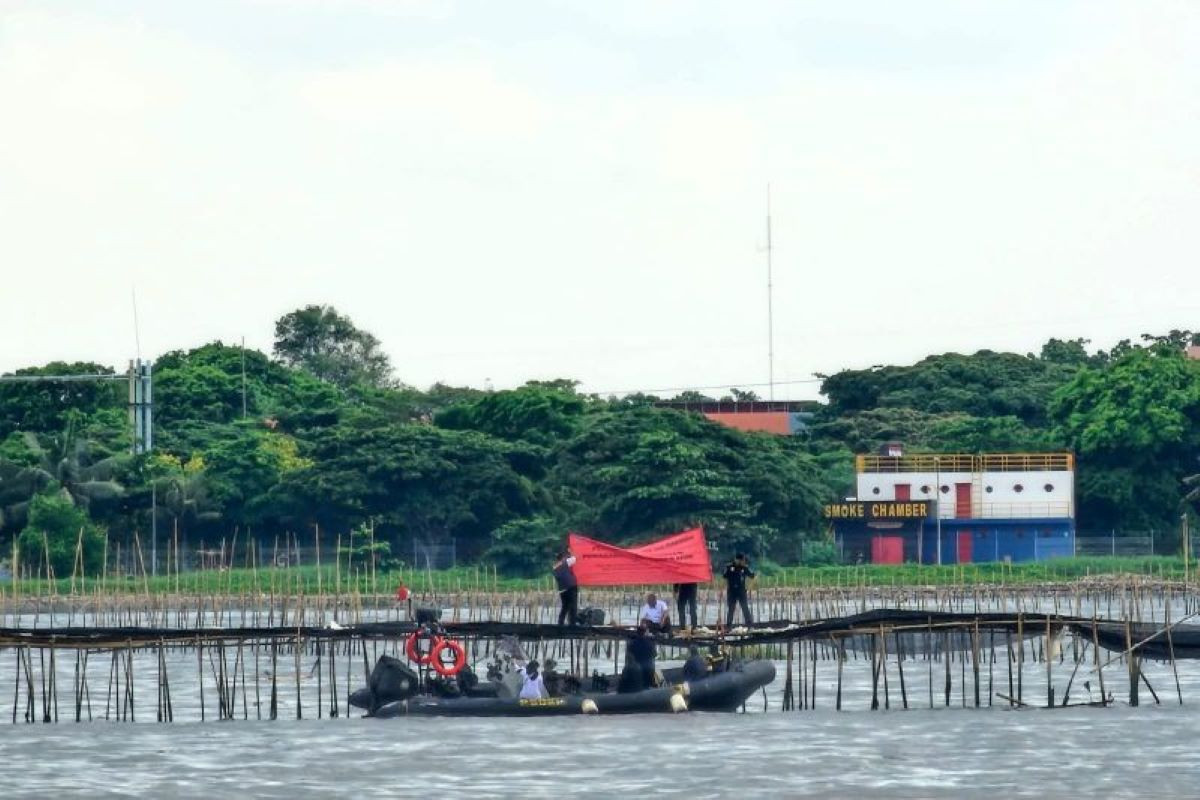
934 501 1073 520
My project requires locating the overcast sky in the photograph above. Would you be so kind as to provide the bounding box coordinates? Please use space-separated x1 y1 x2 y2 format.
2 1 1196 400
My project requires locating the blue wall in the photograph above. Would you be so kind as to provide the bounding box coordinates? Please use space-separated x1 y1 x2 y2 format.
919 519 1074 564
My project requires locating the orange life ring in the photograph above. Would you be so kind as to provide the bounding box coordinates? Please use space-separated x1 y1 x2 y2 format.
405 631 441 666
430 638 467 677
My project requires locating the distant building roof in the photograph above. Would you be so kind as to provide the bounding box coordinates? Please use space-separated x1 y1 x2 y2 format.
656 400 816 435
1187 345 1200 360
655 400 817 413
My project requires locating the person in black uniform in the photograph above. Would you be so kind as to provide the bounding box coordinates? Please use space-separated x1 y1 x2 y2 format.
553 548 579 626
722 553 755 626
626 622 658 689
674 582 699 630
682 645 708 681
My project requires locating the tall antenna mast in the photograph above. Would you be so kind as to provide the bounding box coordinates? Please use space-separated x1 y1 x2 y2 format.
131 287 142 361
766 183 775 402
241 336 248 419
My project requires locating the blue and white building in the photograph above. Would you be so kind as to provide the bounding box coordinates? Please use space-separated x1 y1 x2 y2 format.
850 449 1076 564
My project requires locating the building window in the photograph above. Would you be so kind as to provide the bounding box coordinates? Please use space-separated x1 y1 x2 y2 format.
1014 484 1024 493
872 487 881 495
985 486 993 493
940 485 950 494
920 485 930 494
1044 483 1054 492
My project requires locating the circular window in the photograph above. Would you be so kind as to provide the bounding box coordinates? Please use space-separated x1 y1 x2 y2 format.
920 485 931 494
940 485 950 494
872 487 881 495
1014 484 1024 493
985 485 994 493
1044 483 1054 493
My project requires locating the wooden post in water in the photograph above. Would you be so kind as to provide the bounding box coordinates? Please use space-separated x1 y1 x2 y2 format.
927 619 934 709
1016 613 1024 706
1165 604 1183 705
1045 615 1053 707
295 630 303 719
1124 617 1138 707
835 638 844 714
810 635 818 710
1091 615 1106 704
971 622 980 708
943 631 951 707
878 625 890 710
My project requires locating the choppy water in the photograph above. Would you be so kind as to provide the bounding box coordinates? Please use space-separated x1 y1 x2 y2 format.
3 704 1197 798
4 598 1200 797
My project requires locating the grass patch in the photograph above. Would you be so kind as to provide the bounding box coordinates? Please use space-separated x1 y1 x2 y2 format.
1 556 1192 599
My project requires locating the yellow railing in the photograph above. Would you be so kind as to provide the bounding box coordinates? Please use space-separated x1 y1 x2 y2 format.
856 452 1074 473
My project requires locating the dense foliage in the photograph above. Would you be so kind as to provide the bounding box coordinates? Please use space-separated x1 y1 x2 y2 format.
1 309 1196 575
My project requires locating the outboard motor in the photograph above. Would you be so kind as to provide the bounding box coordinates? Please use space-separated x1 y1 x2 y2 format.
350 654 421 713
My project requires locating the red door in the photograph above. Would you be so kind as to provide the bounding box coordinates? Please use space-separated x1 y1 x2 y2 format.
956 532 973 564
894 483 911 501
871 535 904 564
955 483 972 518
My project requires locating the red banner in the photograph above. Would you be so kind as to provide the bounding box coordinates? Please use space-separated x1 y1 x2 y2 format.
568 528 713 586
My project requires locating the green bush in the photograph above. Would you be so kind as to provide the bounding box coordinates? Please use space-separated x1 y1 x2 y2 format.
799 539 839 566
16 489 106 578
484 516 563 577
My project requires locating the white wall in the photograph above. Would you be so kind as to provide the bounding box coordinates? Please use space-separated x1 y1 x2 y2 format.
855 470 1073 519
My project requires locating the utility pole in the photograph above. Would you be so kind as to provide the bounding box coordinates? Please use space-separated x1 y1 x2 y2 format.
765 183 775 402
129 360 155 574
935 456 943 566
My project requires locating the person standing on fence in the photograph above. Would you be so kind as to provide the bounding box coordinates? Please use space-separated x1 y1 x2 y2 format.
674 582 699 630
553 548 579 625
722 553 755 627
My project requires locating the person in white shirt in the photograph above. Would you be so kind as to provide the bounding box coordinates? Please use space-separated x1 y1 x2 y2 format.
518 660 546 700
638 592 671 633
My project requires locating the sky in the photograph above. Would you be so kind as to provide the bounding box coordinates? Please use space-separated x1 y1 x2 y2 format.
1 1 1197 400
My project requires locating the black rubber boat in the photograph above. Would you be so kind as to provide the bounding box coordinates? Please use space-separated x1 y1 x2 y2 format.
1080 621 1200 660
351 655 775 717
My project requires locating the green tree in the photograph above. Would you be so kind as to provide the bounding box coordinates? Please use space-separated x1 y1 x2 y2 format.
273 305 393 389
154 342 345 433
16 488 106 578
0 362 124 437
0 424 127 536
1051 347 1200 531
201 425 312 528
548 406 828 556
436 384 586 447
483 516 563 576
819 347 1082 425
275 419 539 559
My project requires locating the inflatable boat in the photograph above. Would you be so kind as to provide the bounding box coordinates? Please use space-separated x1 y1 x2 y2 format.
351 654 775 717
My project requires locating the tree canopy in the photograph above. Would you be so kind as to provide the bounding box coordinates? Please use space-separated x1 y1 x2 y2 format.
273 305 393 389
1 313 1196 575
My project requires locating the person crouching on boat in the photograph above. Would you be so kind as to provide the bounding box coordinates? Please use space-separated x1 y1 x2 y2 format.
519 660 547 700
627 622 659 689
682 645 708 682
638 592 671 634
553 549 579 626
